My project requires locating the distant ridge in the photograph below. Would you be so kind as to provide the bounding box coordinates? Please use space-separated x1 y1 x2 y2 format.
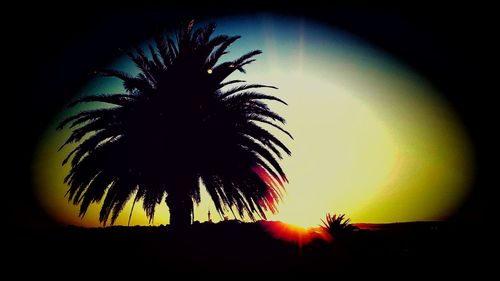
355 221 449 230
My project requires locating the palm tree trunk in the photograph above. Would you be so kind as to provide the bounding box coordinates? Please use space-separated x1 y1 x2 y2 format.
166 193 193 228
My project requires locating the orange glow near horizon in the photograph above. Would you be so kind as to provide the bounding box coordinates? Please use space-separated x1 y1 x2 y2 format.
32 15 473 228
260 221 331 247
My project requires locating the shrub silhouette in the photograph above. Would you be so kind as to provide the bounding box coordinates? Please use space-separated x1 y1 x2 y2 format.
320 213 357 239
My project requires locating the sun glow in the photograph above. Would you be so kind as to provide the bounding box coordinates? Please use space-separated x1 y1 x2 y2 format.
260 221 329 247
33 15 473 228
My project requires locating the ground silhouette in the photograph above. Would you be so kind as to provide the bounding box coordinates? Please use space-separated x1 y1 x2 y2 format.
9 220 489 276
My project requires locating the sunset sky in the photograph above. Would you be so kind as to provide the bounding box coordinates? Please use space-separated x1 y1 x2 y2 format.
32 15 474 228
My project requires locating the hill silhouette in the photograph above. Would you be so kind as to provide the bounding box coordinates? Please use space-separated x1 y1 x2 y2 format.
8 220 489 276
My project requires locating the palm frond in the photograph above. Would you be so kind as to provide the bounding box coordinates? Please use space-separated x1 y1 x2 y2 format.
98 69 151 93
249 115 294 139
218 79 246 89
205 35 241 69
68 94 137 107
220 84 279 99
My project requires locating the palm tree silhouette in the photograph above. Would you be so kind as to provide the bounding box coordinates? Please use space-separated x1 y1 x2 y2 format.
58 20 292 227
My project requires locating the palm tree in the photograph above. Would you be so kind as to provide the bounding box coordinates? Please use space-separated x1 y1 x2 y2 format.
58 20 292 227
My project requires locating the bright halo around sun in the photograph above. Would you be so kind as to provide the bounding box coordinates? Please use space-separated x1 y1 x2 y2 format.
33 15 473 228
